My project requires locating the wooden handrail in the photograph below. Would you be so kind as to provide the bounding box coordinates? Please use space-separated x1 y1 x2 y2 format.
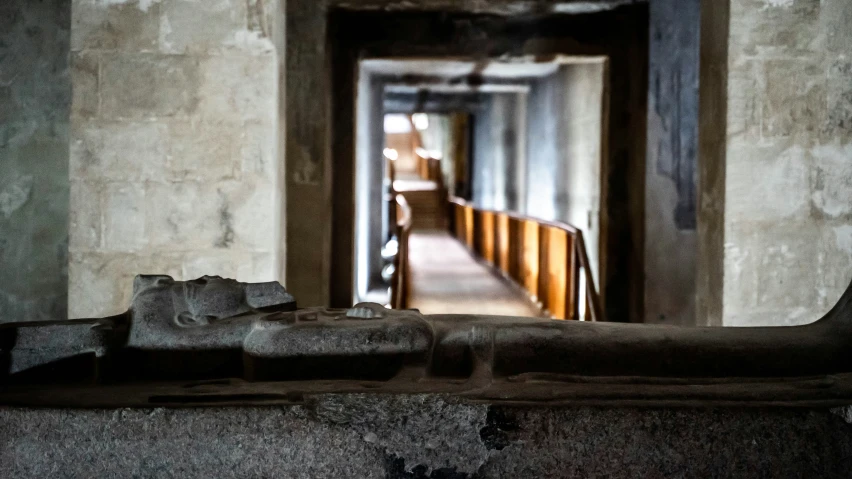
389 193 412 309
447 196 604 321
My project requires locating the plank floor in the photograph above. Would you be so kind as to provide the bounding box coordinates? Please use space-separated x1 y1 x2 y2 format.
407 230 545 317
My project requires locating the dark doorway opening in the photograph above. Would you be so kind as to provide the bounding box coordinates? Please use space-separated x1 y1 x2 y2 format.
327 6 648 323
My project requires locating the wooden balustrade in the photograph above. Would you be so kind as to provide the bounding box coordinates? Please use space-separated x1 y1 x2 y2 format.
448 197 603 321
389 194 412 309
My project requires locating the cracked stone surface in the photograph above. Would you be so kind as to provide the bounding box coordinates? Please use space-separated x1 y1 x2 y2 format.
3 395 852 478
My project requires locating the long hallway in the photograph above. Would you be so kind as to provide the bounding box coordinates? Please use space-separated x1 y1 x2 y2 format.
406 230 545 317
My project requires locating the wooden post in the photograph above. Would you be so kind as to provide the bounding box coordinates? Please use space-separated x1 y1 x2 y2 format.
496 214 510 275
538 225 551 313
482 212 495 265
568 238 580 320
464 206 474 249
546 228 569 320
522 220 539 300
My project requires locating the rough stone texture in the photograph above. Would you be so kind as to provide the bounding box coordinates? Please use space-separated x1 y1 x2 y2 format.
644 0 700 326
68 0 284 318
723 0 852 326
2 397 852 477
0 0 71 323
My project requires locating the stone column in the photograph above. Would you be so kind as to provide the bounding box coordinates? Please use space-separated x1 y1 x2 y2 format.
68 0 283 317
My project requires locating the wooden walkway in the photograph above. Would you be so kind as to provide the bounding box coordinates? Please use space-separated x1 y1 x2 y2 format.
407 230 545 317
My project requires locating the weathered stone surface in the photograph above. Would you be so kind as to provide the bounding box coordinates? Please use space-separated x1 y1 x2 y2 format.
240 120 277 176
0 402 850 478
2 399 852 477
166 120 240 181
810 142 852 220
71 0 161 52
822 0 852 53
100 53 200 119
824 60 852 143
725 142 810 224
69 180 101 250
102 182 147 251
761 59 825 142
144 181 225 249
729 0 823 57
722 0 852 326
0 0 70 324
725 58 761 139
196 54 277 124
159 0 249 54
71 121 169 181
69 52 98 118
11 274 852 409
68 252 181 318
67 0 283 318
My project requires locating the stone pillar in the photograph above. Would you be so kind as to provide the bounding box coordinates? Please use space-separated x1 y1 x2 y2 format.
719 0 852 326
68 0 283 318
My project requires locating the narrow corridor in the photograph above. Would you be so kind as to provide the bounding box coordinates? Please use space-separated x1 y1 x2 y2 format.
407 230 544 317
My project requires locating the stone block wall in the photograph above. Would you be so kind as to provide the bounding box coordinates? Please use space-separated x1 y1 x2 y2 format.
0 0 71 323
723 0 852 326
68 0 283 318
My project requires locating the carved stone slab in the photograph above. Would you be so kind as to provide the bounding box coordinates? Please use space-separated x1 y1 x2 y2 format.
3 275 852 407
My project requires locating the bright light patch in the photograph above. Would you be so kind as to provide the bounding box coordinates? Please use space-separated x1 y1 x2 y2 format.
384 114 411 134
383 148 399 161
412 113 429 131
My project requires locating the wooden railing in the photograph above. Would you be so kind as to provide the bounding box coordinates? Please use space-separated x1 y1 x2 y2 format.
448 197 604 321
389 194 412 309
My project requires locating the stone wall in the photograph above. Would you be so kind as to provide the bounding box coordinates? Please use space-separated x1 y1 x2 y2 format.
3 396 852 477
472 92 527 212
526 64 604 284
68 0 284 318
557 63 604 285
722 0 852 326
0 0 71 323
644 0 700 325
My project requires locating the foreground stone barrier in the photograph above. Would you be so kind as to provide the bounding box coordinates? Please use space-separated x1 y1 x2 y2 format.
4 274 852 407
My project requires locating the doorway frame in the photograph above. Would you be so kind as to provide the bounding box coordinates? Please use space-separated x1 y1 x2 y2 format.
285 1 649 323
